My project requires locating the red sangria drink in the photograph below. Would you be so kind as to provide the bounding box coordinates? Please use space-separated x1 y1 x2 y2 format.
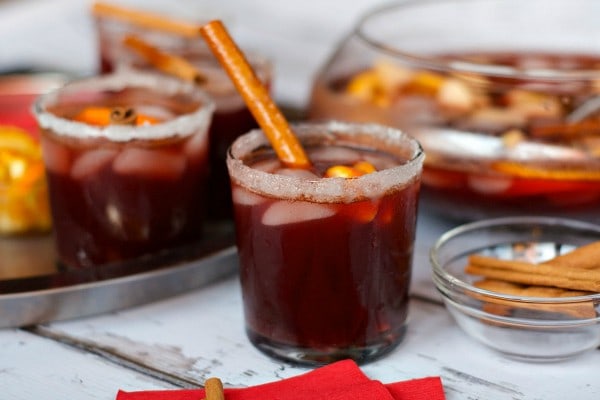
308 0 600 221
227 122 423 365
93 5 271 220
33 72 214 269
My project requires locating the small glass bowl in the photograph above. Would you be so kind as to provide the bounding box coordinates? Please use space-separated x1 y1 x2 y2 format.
430 216 600 362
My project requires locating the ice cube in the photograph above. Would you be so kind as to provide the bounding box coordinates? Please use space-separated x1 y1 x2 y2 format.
262 201 335 226
275 168 320 180
308 146 362 165
113 147 186 180
231 186 264 206
71 148 117 180
252 158 281 173
40 137 71 175
183 131 209 162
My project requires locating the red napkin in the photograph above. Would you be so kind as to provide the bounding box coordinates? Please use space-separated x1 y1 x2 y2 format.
116 359 445 400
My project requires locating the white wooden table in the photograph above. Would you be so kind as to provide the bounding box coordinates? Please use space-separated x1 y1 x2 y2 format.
2 210 599 400
1 1 599 399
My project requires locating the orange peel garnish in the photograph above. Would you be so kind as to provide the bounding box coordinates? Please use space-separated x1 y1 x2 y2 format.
347 200 379 223
73 107 112 126
491 161 600 181
353 161 377 174
73 106 161 127
135 113 161 126
325 161 377 178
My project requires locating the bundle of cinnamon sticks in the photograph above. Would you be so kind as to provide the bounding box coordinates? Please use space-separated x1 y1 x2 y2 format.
464 241 600 318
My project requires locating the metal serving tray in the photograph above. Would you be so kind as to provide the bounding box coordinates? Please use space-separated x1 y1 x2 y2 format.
0 227 239 328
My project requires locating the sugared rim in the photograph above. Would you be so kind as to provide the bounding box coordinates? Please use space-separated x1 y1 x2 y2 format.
430 216 600 305
227 121 424 203
32 71 215 142
354 0 600 80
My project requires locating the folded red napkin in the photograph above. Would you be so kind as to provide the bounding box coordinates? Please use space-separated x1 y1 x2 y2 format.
116 359 445 400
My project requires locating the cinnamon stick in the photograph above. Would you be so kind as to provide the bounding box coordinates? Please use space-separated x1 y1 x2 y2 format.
204 377 225 400
470 255 600 281
123 35 206 85
199 20 311 169
474 279 596 319
466 255 600 292
474 278 593 298
543 241 600 270
110 107 137 125
92 2 200 38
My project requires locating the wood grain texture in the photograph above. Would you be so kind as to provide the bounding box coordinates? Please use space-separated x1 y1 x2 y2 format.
0 329 176 399
36 275 600 399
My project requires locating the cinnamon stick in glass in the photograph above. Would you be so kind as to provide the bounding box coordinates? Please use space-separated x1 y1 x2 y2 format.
92 1 200 38
199 20 311 169
123 35 206 84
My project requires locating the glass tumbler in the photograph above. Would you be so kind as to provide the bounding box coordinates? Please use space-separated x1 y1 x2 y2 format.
33 72 214 269
227 121 424 365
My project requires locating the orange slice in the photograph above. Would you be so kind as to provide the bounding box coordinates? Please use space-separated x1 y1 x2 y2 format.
353 161 376 174
73 106 112 126
325 165 362 178
0 126 51 234
325 161 377 179
491 161 600 181
402 71 445 96
344 200 379 223
0 125 42 158
73 106 162 127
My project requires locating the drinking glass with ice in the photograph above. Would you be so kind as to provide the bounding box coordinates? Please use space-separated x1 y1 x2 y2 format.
33 72 214 269
227 121 424 365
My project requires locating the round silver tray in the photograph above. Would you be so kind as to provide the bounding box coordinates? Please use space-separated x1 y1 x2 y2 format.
0 225 238 328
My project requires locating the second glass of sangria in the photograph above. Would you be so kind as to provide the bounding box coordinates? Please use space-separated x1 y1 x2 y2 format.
33 72 214 269
94 4 271 221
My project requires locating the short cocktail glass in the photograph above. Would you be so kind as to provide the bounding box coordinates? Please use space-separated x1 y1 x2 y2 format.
33 72 214 269
94 12 271 221
227 121 424 365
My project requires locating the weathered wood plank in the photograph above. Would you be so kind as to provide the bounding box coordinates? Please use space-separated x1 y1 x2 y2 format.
0 328 176 399
37 276 600 399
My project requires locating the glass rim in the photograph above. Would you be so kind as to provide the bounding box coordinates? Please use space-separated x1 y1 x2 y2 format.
32 71 215 142
354 0 600 81
430 216 600 305
226 121 424 203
